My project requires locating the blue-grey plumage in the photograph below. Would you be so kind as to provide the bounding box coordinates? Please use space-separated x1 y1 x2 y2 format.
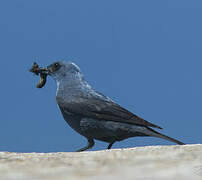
42 61 185 151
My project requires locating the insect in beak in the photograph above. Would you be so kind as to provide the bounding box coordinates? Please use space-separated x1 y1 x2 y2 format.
29 62 49 88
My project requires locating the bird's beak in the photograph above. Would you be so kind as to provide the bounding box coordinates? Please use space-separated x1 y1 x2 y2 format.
46 65 54 74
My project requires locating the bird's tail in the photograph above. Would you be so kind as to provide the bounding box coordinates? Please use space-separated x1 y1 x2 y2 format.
147 127 185 145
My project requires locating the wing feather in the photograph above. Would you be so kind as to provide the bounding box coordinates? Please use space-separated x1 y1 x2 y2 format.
57 96 162 129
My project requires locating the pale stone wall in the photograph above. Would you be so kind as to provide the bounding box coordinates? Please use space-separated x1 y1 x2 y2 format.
0 144 201 180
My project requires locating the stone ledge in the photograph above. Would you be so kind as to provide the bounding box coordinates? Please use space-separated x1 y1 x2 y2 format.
0 144 202 180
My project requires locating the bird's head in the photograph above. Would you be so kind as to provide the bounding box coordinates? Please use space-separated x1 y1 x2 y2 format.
30 61 84 89
44 61 81 81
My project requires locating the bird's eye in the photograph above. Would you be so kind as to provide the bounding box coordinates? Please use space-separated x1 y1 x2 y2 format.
54 63 59 67
51 62 61 72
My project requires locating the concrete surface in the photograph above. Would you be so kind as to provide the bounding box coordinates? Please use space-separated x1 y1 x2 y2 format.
0 144 201 180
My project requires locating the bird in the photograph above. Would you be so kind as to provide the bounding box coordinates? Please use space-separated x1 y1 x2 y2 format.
39 61 185 151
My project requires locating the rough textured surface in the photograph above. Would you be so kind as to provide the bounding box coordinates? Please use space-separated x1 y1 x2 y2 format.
0 144 201 180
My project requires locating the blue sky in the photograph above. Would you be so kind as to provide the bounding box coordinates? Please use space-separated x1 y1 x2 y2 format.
0 0 201 152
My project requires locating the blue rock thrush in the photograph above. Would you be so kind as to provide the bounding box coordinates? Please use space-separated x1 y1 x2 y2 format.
32 61 185 151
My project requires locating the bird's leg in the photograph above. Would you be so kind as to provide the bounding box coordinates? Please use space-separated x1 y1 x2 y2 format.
76 139 95 152
107 141 115 149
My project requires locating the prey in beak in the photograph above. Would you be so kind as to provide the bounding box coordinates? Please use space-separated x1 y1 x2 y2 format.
29 62 49 88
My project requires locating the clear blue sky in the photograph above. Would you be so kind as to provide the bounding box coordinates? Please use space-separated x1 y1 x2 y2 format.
0 0 201 152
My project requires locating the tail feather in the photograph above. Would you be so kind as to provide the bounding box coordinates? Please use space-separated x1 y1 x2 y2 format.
147 127 185 145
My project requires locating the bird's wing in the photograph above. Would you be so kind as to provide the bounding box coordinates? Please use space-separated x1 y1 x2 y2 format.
57 96 162 129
